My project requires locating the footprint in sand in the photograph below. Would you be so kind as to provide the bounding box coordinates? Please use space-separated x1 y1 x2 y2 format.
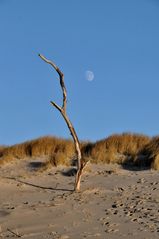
0 210 10 217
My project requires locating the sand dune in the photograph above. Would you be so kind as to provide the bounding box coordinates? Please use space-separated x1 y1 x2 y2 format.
0 157 158 239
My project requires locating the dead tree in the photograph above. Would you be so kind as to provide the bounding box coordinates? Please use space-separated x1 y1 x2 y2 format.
39 54 88 191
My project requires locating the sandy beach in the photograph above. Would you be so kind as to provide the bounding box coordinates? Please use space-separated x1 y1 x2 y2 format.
0 158 158 239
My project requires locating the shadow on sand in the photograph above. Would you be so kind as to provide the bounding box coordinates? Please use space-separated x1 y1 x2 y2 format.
3 176 73 192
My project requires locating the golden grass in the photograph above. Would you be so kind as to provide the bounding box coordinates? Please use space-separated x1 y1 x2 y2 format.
140 136 159 170
0 136 75 166
87 133 150 165
152 155 159 170
141 136 159 157
1 133 159 170
30 136 74 158
0 146 6 157
0 154 17 166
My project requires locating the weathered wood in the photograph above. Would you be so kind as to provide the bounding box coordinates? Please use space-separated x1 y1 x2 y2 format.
39 54 67 113
39 54 86 191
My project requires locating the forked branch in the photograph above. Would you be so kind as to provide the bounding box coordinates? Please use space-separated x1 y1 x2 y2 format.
39 54 67 112
39 54 86 191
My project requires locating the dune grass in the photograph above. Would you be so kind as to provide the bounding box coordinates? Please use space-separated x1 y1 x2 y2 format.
81 133 159 169
0 136 75 166
140 136 159 170
0 145 6 157
0 133 159 170
83 133 150 163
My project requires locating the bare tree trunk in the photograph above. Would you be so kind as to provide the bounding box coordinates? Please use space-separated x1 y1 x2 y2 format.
39 54 86 191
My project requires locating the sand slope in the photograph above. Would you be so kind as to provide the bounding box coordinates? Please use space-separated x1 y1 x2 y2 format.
0 158 159 238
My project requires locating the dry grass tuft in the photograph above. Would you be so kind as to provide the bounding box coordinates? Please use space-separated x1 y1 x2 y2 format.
0 146 5 157
49 152 73 166
152 155 159 170
30 136 74 157
1 133 159 170
82 133 153 168
0 154 17 166
0 136 75 165
139 136 159 170
83 133 151 166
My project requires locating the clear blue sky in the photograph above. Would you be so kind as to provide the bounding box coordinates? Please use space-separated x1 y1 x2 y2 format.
0 0 159 145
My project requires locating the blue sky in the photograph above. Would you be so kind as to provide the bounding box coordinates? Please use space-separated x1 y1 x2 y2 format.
0 0 159 145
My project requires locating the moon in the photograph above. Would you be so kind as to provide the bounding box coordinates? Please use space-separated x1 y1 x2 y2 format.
85 70 94 82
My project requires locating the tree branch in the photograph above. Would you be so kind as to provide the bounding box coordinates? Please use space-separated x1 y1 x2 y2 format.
50 101 61 112
39 54 86 191
39 54 67 112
